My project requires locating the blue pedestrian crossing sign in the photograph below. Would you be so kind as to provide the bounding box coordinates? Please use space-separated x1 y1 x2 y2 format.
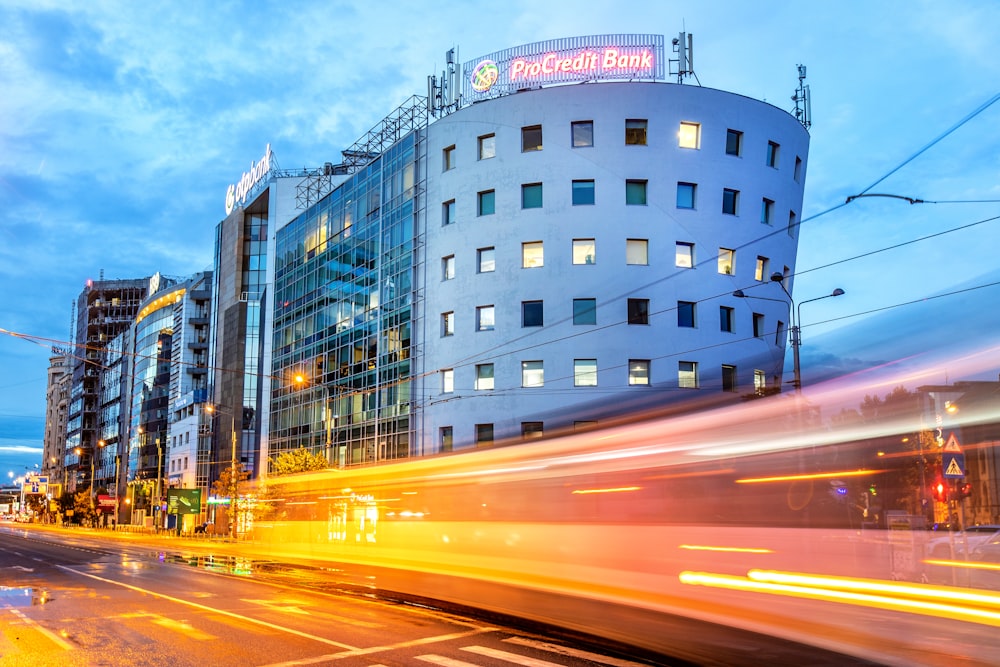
942 433 965 478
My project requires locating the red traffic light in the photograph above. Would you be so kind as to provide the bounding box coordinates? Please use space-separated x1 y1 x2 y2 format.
957 482 973 499
931 480 947 502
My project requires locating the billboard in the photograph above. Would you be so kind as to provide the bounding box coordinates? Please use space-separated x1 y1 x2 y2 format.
167 488 202 515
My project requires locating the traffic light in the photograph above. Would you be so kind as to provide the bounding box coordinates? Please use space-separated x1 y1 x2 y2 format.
957 482 973 499
931 479 947 502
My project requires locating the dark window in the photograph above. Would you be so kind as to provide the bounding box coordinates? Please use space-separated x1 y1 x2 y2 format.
478 190 495 216
678 301 696 328
725 129 742 156
677 182 696 209
522 125 543 152
628 298 649 325
440 426 453 451
722 365 738 392
572 179 595 205
720 306 734 332
625 119 647 145
573 298 596 325
722 188 739 215
475 423 494 445
521 422 544 439
626 180 647 205
522 183 543 209
522 300 543 327
766 141 779 167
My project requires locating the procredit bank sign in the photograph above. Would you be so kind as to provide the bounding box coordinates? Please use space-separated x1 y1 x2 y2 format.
463 34 665 101
225 144 273 215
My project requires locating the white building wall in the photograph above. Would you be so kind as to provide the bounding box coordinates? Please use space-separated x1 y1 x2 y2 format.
418 81 808 449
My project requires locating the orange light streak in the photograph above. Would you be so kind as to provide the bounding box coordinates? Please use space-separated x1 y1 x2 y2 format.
679 544 774 554
924 558 1000 572
735 469 881 484
570 486 641 495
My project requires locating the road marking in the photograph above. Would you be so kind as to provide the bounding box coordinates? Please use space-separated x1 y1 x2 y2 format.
462 645 566 666
7 608 74 650
241 598 382 628
416 655 477 666
118 611 217 640
503 636 652 666
58 566 358 650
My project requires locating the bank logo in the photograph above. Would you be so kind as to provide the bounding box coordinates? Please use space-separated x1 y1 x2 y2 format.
470 59 499 92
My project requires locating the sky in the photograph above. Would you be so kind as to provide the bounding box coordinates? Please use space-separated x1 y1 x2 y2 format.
2 1 999 476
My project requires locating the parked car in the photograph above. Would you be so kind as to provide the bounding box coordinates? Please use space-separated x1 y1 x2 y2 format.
925 524 1000 559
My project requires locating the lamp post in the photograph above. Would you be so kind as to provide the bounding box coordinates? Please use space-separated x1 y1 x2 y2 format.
769 273 845 393
207 403 240 540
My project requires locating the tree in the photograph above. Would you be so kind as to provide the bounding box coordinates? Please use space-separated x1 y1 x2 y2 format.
72 490 97 526
269 447 329 476
211 465 249 539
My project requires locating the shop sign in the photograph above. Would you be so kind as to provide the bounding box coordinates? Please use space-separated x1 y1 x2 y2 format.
225 144 273 216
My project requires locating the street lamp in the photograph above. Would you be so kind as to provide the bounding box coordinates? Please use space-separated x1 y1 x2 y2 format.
769 273 845 392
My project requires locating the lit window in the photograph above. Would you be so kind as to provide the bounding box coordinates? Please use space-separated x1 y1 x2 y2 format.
478 190 495 216
571 120 594 147
722 365 738 392
476 305 495 331
521 125 543 152
475 364 494 390
722 188 739 215
720 306 734 333
573 239 596 265
625 119 647 145
572 179 595 205
718 248 734 275
521 183 543 209
478 133 495 160
442 255 455 281
626 239 648 265
725 129 742 156
629 359 650 386
626 179 647 205
522 300 543 327
678 121 700 149
788 211 798 237
478 247 495 273
628 298 649 325
521 360 544 387
678 361 698 388
441 368 454 393
441 311 454 337
754 369 766 392
573 298 596 325
677 301 695 328
677 182 696 209
442 199 456 226
522 422 544 439
440 426 453 452
475 423 494 444
443 145 455 171
753 313 764 338
574 359 598 386
676 242 694 268
755 256 769 282
522 241 543 268
766 141 779 167
761 198 774 225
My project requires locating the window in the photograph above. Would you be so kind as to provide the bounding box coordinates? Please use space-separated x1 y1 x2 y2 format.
477 190 495 216
775 321 785 347
720 306 734 333
475 423 494 445
625 119 647 145
573 298 596 325
573 238 596 265
440 426 453 452
766 141 780 167
521 360 544 387
794 156 803 182
443 199 456 226
678 361 698 388
788 211 798 237
475 364 494 390
478 247 495 273
441 368 454 393
725 129 742 156
522 300 543 327
754 369 766 392
521 182 543 209
571 120 594 147
522 241 543 268
626 239 648 265
441 311 454 336
572 179 595 205
522 125 542 152
676 242 694 268
574 359 598 387
755 256 769 282
722 188 739 215
761 198 774 225
443 144 455 171
753 313 765 338
678 301 695 328
718 248 734 275
678 121 700 149
522 422 544 439
476 305 495 331
677 182 696 209
624 359 648 386
478 133 495 160
625 179 647 205
628 298 649 325
722 364 738 392
442 254 455 281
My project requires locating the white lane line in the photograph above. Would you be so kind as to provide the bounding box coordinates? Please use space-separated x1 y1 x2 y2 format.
462 645 566 666
259 627 498 666
503 636 652 666
415 655 479 666
7 608 74 650
57 565 358 650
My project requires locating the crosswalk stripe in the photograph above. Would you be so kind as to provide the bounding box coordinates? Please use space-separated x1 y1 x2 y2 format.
416 655 479 667
503 636 652 666
462 645 566 666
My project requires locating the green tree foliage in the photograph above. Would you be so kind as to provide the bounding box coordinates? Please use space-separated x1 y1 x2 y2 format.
268 447 328 476
72 490 97 526
211 465 250 539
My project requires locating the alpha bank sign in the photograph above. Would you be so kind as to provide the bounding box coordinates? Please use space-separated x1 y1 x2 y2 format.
463 34 665 101
225 144 273 216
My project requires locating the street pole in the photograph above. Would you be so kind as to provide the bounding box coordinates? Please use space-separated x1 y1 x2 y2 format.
155 438 162 531
231 414 238 541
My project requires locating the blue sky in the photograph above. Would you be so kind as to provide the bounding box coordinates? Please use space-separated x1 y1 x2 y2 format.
2 1 999 475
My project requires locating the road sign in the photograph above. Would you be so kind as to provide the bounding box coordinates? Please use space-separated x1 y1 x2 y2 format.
942 433 965 479
943 433 962 453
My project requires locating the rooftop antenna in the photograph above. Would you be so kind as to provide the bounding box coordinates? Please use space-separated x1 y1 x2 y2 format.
671 32 699 85
427 47 461 118
792 64 811 129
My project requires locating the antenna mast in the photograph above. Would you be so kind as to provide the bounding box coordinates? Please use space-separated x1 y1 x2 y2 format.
671 32 697 84
428 47 461 117
792 64 812 129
